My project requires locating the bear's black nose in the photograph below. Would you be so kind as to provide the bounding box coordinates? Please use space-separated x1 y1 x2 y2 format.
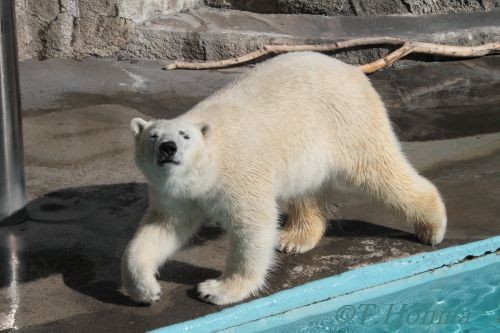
159 141 177 158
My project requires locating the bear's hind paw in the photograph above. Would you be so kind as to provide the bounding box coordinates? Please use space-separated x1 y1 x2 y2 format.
414 221 446 246
278 228 321 254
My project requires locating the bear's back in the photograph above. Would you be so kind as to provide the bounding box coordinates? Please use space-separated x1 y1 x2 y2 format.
186 52 384 137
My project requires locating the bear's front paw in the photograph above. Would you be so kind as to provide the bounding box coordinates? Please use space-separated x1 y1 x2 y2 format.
123 274 162 304
196 279 250 305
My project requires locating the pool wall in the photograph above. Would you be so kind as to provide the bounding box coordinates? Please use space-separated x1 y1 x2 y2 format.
151 236 500 333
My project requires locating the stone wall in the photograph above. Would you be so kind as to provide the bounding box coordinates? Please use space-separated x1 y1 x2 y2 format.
15 0 202 61
14 0 500 61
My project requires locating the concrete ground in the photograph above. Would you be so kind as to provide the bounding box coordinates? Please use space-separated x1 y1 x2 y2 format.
0 56 499 332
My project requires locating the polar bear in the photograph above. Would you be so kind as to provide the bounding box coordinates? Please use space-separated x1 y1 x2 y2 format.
121 52 447 305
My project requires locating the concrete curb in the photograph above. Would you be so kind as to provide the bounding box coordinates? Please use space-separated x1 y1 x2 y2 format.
121 8 500 64
205 0 500 17
151 236 500 333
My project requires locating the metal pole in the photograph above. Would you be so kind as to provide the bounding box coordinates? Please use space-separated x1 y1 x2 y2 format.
0 0 26 225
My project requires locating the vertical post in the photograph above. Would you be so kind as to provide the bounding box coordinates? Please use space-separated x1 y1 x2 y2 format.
0 0 26 225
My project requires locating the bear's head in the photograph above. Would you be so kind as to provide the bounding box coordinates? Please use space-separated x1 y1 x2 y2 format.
130 117 213 197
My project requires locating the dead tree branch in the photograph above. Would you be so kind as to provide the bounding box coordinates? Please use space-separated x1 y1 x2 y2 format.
164 37 500 73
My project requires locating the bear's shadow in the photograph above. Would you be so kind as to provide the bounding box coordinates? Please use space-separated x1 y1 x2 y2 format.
0 183 419 307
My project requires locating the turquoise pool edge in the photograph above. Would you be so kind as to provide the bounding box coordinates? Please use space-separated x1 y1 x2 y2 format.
221 247 499 332
150 236 500 333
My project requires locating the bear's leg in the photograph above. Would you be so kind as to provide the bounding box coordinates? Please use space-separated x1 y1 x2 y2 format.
122 208 202 304
344 149 446 246
278 196 328 254
197 202 278 305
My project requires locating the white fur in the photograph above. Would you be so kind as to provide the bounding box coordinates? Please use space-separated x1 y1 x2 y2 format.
122 52 447 305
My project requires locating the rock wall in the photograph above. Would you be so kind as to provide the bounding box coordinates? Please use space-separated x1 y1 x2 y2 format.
14 0 500 61
15 0 202 61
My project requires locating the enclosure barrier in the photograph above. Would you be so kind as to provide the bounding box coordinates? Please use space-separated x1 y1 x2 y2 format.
0 0 26 225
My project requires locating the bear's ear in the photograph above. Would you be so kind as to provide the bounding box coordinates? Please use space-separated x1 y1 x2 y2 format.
200 123 210 138
130 118 149 137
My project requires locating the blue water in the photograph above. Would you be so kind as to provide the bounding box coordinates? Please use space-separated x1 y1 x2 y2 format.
265 263 499 333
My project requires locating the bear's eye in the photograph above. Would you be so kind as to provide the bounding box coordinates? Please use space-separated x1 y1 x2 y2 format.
179 130 190 140
149 133 158 141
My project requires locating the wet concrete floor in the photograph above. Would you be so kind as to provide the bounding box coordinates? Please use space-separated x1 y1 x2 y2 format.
1 56 499 332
